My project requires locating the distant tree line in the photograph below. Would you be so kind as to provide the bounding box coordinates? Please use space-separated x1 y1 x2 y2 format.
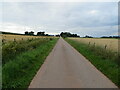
60 32 80 38
82 35 120 38
3 31 120 39
37 32 50 36
84 35 93 38
101 36 120 39
56 35 60 37
1 31 24 35
25 31 51 36
25 31 80 37
25 31 34 35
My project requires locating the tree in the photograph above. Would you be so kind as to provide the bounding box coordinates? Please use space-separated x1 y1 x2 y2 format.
60 32 71 38
37 32 45 36
84 35 93 38
56 35 60 37
25 31 34 35
60 32 80 38
29 31 34 35
25 31 29 35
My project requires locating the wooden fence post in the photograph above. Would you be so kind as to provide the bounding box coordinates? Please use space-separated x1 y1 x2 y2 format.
94 42 96 47
14 38 16 42
2 39 5 44
88 42 91 46
104 45 107 50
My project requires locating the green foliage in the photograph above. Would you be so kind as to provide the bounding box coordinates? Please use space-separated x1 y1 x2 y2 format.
65 38 120 87
60 32 80 38
2 38 49 65
2 38 58 88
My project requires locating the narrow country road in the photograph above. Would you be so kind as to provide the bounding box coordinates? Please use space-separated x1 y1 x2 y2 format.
29 38 117 88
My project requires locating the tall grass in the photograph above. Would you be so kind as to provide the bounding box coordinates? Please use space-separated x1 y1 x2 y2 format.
2 38 58 88
2 38 50 65
65 38 120 87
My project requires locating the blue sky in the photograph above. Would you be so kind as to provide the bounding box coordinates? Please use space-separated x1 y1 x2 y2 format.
0 1 118 37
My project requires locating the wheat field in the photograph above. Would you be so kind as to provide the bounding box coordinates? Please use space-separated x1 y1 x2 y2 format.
69 38 119 52
1 34 55 43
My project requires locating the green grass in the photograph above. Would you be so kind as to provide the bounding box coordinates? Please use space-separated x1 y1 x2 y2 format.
2 38 58 88
65 38 120 87
2 38 51 65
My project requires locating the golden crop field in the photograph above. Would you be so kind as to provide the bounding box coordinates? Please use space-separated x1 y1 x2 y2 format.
1 34 55 43
69 38 119 52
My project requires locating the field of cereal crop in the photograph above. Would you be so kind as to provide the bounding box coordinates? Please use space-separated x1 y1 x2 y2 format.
1 34 55 44
69 38 119 52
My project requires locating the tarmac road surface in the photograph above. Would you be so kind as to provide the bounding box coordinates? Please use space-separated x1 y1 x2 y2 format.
29 38 118 88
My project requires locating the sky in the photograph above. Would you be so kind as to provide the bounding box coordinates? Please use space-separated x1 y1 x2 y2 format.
0 1 119 37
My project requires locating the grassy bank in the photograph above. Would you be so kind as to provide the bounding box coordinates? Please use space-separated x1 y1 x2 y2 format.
65 38 120 87
2 38 52 65
2 38 58 88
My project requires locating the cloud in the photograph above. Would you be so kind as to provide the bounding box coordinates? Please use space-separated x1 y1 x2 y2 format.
67 25 118 37
89 10 99 14
0 2 118 37
0 22 34 34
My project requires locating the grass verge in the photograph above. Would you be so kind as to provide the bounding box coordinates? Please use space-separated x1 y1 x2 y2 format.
2 38 58 88
2 38 51 65
65 38 120 87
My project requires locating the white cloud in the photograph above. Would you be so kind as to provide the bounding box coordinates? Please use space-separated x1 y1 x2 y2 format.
66 25 118 37
89 10 99 15
0 22 33 34
0 22 60 35
0 2 118 37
